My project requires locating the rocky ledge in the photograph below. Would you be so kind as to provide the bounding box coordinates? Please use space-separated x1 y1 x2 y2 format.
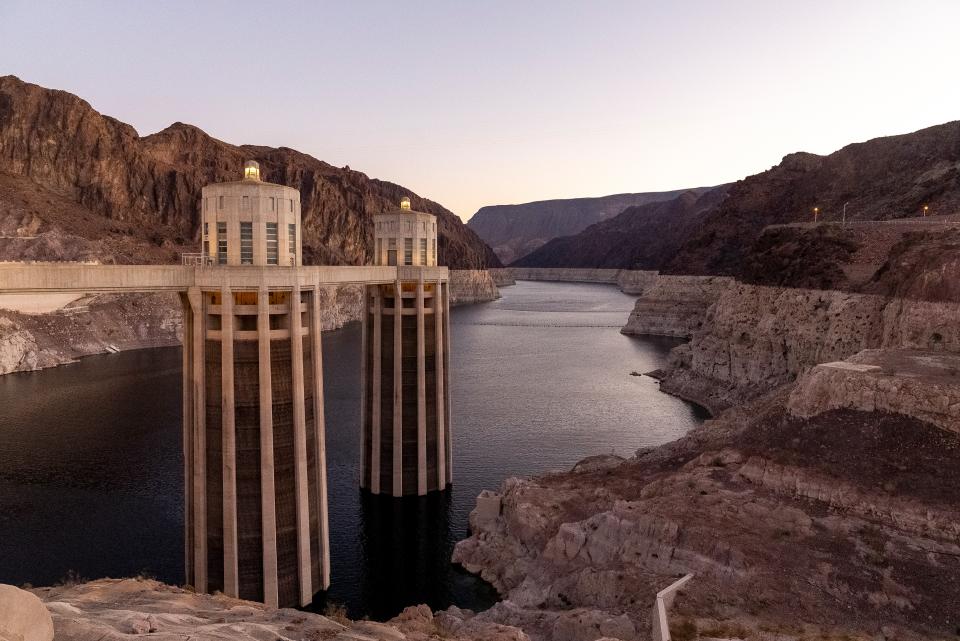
454 389 960 640
788 349 960 433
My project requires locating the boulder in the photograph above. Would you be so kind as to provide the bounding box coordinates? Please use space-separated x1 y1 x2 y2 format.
0 585 54 641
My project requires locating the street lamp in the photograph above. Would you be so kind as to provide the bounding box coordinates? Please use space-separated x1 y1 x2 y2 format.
923 204 929 217
813 207 820 223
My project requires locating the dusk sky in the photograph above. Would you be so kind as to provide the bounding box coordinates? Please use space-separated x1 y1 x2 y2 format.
2 1 959 220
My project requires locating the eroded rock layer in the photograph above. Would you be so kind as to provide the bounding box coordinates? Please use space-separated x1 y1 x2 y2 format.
454 395 960 640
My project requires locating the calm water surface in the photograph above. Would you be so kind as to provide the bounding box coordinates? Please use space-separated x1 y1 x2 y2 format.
0 281 704 618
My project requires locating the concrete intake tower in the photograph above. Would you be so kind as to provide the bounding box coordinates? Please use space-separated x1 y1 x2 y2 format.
184 161 328 608
360 197 452 496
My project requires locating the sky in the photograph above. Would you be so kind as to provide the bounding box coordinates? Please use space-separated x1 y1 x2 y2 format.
2 1 959 221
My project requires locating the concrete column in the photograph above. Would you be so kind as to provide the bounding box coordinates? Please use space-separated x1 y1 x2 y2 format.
179 292 194 586
289 284 313 605
359 287 368 489
434 280 446 489
309 282 330 589
257 287 279 607
392 279 403 497
443 281 452 484
186 286 207 593
371 287 382 494
416 277 427 495
221 287 239 598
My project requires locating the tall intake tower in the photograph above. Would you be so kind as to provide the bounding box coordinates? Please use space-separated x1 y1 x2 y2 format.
361 197 452 496
182 160 328 608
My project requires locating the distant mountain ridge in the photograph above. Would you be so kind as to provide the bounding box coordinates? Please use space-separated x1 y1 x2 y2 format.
0 75 500 268
467 188 709 264
514 120 960 283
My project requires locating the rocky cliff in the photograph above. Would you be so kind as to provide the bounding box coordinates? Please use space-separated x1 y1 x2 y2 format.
0 75 499 269
467 189 708 265
621 276 733 338
622 275 960 412
449 270 502 306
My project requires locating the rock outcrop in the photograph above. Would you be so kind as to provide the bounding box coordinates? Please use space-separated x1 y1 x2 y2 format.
621 276 733 338
449 270 502 306
788 349 960 433
31 578 527 641
454 392 960 640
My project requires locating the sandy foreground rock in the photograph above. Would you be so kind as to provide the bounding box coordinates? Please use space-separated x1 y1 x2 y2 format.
26 578 528 641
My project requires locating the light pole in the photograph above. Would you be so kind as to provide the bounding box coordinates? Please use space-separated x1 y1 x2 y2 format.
923 204 929 218
813 207 820 223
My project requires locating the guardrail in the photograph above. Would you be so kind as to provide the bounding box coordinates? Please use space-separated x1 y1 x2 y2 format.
766 217 960 231
181 252 214 266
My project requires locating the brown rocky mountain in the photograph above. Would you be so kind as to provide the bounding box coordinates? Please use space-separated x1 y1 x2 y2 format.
513 121 960 283
512 187 727 269
467 188 708 264
0 75 500 268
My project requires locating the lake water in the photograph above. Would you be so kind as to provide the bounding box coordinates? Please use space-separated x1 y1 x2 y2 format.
0 281 705 618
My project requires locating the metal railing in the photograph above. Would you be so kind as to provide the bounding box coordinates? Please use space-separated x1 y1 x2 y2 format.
181 252 214 267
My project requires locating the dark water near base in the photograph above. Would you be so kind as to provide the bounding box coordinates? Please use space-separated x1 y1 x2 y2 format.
0 281 705 619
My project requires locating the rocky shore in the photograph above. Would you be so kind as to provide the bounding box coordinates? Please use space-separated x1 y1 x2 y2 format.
447 272 960 640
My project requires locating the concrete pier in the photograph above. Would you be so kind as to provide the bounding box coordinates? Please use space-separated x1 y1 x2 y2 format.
360 198 452 496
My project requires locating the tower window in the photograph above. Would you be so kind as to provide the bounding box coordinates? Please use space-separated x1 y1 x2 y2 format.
433 238 437 262
266 222 278 265
203 222 208 236
288 223 296 258
240 222 253 264
388 238 397 266
218 195 224 209
217 221 227 264
269 197 275 212
290 199 294 212
420 238 427 265
376 238 382 264
242 195 249 210
404 238 413 265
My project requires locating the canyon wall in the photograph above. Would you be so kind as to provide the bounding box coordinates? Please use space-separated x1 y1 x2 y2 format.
505 267 622 284
622 276 960 411
494 267 658 294
621 275 733 337
449 270 502 306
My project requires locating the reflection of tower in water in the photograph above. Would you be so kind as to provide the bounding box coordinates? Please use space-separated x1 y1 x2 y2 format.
359 491 456 620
